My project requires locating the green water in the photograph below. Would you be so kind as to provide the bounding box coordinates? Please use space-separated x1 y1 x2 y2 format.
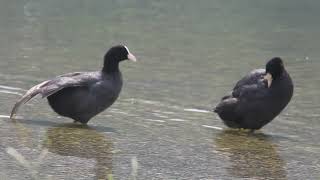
0 0 319 179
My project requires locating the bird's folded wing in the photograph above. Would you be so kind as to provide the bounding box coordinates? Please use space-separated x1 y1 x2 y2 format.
233 69 265 89
233 84 267 100
232 69 267 98
10 72 97 118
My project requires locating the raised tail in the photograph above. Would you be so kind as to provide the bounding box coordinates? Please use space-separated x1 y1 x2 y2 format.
10 81 50 119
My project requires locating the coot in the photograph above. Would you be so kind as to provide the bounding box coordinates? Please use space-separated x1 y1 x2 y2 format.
10 45 136 124
214 57 293 131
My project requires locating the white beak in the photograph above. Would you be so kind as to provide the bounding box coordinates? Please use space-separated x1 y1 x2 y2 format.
124 46 137 62
264 73 273 88
127 53 137 62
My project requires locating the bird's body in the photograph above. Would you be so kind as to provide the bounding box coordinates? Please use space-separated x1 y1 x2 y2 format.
10 45 136 124
214 58 293 130
47 71 122 123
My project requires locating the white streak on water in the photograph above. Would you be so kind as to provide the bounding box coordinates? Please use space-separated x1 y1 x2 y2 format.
184 108 211 113
152 113 168 118
162 111 176 114
136 99 162 105
169 118 187 122
0 85 27 91
0 115 23 119
145 119 166 123
110 110 130 115
0 115 10 118
202 125 223 130
0 90 23 96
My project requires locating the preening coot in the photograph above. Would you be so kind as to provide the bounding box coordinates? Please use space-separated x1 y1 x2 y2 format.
214 57 293 131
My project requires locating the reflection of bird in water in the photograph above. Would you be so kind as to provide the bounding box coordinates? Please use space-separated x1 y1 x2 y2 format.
44 124 113 179
8 119 34 148
214 130 287 179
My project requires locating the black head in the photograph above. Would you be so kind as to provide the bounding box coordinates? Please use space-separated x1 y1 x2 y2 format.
104 45 136 63
103 45 136 73
266 57 284 80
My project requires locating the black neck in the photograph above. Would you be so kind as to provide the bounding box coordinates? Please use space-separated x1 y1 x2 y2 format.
102 58 120 73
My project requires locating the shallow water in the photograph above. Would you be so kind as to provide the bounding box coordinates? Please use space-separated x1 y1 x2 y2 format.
0 0 320 179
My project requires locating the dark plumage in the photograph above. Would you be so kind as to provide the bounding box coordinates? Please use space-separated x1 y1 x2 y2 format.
214 57 293 130
10 45 136 124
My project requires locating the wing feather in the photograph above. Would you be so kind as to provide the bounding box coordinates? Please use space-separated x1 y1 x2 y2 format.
232 69 266 98
10 72 98 119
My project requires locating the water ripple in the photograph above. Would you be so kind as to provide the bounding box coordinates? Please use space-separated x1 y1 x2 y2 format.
202 125 223 130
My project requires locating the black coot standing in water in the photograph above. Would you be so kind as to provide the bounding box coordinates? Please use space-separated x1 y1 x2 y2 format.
214 57 293 131
10 45 137 124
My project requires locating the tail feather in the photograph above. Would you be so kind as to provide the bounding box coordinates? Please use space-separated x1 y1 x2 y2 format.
214 97 243 128
214 97 238 117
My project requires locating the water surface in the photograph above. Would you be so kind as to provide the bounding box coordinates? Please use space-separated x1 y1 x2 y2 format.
0 0 319 179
